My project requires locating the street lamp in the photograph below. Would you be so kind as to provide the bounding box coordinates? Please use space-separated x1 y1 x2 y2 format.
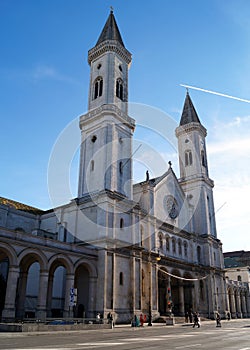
148 249 161 326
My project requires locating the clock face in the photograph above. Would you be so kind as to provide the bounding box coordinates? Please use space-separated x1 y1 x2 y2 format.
166 196 178 219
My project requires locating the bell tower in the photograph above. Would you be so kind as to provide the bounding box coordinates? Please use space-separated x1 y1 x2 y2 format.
175 92 217 237
88 9 131 113
78 10 135 199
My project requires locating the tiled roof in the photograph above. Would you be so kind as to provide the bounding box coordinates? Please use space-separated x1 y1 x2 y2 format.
0 196 44 214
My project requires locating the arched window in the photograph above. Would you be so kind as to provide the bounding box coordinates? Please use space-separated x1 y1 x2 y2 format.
116 78 123 100
119 272 123 285
172 238 176 254
159 233 163 249
185 150 192 166
140 225 144 246
166 236 170 251
183 241 188 257
200 280 204 300
119 161 123 174
142 269 145 296
120 218 124 229
178 239 182 255
93 77 103 99
91 160 94 171
201 150 206 167
197 246 201 264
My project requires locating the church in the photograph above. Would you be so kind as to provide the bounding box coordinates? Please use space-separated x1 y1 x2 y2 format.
0 10 243 323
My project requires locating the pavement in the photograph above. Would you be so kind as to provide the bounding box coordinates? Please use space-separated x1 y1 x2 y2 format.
0 319 250 350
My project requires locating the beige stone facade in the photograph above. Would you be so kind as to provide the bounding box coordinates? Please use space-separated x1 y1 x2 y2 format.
1 11 248 324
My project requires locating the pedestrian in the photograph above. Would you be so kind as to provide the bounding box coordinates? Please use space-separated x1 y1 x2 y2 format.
132 314 140 327
185 311 189 323
193 312 200 328
96 312 101 323
135 315 140 327
107 312 113 325
140 313 144 327
216 312 221 327
227 312 230 321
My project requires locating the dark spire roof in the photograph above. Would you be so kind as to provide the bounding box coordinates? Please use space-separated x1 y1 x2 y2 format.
96 10 125 47
180 91 201 126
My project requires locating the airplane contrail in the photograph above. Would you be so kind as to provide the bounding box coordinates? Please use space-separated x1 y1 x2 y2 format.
180 84 250 104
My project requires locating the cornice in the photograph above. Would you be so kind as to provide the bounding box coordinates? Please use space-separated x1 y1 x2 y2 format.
88 40 132 65
79 104 135 130
175 122 207 138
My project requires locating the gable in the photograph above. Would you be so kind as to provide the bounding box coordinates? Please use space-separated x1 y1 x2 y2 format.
154 170 191 232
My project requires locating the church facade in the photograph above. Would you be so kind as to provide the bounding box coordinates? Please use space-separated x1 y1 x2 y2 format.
0 11 247 323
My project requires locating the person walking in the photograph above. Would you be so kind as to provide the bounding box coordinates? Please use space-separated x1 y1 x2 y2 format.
140 313 144 327
216 312 221 327
107 312 113 325
193 312 200 328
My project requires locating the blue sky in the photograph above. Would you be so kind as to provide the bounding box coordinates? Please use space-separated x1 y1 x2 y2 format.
1 0 250 251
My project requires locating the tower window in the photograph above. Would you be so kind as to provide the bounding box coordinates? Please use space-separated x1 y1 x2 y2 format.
119 161 123 174
116 78 123 100
119 64 123 72
201 150 206 167
185 150 192 166
91 135 97 143
93 77 103 99
120 218 124 229
91 160 94 171
119 272 124 285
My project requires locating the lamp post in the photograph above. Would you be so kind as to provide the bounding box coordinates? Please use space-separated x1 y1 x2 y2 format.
148 250 161 326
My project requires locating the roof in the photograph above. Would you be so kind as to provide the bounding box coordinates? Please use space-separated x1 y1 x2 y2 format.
180 92 201 126
0 196 44 215
224 251 250 268
96 10 125 47
224 257 245 268
224 250 250 258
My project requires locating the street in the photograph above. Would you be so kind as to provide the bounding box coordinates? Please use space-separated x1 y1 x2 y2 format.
0 319 249 350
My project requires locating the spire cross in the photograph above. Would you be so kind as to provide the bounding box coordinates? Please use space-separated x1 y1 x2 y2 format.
110 6 114 13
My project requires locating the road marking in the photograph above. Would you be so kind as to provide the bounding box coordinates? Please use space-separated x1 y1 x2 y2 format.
0 349 75 350
176 344 202 349
77 343 125 347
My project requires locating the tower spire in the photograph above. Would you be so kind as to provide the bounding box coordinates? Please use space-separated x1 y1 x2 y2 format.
179 91 201 126
95 9 125 47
